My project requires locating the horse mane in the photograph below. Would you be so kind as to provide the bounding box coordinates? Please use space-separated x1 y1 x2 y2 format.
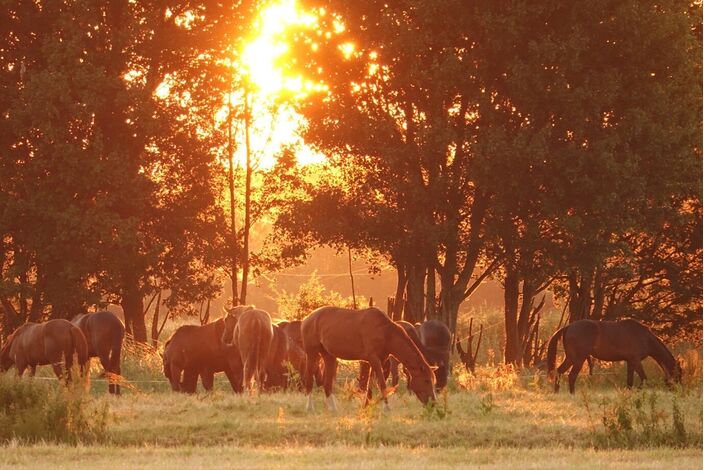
388 322 430 374
646 327 676 372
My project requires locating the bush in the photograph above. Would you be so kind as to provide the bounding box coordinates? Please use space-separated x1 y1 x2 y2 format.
585 388 699 448
0 373 109 444
276 272 354 320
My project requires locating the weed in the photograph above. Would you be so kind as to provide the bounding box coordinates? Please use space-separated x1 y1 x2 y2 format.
479 392 495 415
0 372 109 444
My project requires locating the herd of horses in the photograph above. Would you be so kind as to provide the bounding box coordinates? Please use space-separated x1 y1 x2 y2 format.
0 305 683 408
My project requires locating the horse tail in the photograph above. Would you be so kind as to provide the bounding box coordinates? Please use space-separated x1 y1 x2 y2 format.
248 325 261 389
162 339 172 379
70 326 89 373
110 327 124 375
547 326 567 375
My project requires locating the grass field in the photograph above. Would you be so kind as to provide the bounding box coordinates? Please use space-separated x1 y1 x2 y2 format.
0 314 701 469
0 350 701 469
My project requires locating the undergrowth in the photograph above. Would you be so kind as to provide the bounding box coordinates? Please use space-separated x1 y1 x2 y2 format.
0 372 109 444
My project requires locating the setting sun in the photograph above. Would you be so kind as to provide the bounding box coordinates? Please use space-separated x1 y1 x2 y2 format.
235 0 327 168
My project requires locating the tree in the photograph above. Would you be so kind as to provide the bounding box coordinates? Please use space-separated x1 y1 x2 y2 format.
0 1 252 339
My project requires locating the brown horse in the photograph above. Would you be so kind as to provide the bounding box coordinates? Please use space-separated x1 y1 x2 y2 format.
418 320 452 390
547 318 682 394
222 306 273 392
72 311 125 394
278 320 323 388
263 324 289 390
302 307 436 412
162 318 242 393
0 319 89 380
359 320 420 396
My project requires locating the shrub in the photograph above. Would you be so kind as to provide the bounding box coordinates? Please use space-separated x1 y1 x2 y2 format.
275 273 353 320
0 372 109 444
586 388 697 448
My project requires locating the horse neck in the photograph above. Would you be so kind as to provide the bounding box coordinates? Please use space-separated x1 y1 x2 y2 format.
388 327 425 373
648 333 676 374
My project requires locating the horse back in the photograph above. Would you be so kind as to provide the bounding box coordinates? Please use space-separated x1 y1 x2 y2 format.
165 319 228 372
302 306 393 360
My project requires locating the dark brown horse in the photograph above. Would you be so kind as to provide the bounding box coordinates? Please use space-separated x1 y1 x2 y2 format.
0 319 89 380
163 318 242 393
547 319 682 393
222 306 273 392
263 324 290 390
72 311 125 394
279 320 323 388
418 320 452 390
302 307 436 412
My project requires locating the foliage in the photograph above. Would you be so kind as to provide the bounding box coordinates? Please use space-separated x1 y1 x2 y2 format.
275 272 353 320
586 389 698 449
0 373 109 444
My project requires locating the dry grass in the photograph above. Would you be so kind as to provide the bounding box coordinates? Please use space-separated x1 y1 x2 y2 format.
0 445 701 469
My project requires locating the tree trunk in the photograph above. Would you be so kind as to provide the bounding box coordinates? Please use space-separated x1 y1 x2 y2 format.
425 265 437 321
226 85 238 305
150 290 162 347
392 265 408 320
503 265 520 365
239 86 252 304
404 263 425 324
122 277 147 343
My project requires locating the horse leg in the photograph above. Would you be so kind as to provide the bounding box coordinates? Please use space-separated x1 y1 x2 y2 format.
168 364 183 392
182 369 198 394
633 360 647 388
554 358 572 393
52 363 65 381
225 367 242 393
588 357 594 376
626 362 635 388
304 351 320 412
28 365 37 377
320 351 338 412
359 362 372 403
389 357 400 387
368 356 390 411
568 358 586 394
201 370 215 392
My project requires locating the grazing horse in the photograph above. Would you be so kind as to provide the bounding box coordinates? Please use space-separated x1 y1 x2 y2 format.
358 320 421 395
72 311 125 394
302 307 436 412
263 324 290 390
222 306 273 392
418 320 452 390
547 318 682 394
278 320 323 388
162 318 242 393
0 319 89 380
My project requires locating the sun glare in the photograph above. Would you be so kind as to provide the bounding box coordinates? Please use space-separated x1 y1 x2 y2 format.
242 0 324 98
233 0 329 168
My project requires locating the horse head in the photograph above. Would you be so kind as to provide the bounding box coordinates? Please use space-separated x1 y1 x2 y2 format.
407 362 437 405
221 305 255 346
0 333 15 372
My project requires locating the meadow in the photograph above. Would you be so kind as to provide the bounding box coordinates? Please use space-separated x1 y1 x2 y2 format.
0 331 701 469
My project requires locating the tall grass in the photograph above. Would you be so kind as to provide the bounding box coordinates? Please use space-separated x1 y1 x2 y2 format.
0 372 109 444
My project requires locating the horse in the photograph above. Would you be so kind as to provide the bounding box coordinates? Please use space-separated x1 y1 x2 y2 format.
162 317 242 393
547 318 682 394
279 320 323 388
358 320 420 396
302 306 436 412
222 306 273 392
0 319 89 381
72 311 125 394
263 324 290 390
418 320 452 390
